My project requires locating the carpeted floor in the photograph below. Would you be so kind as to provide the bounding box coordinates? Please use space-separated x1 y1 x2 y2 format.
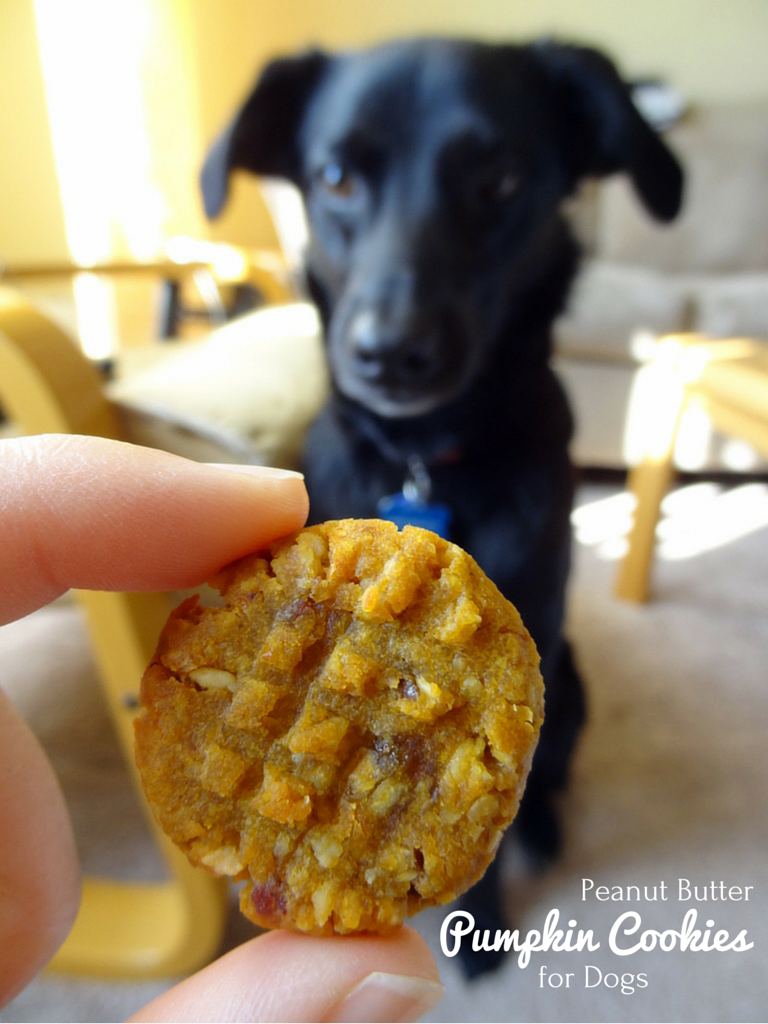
2 480 767 1023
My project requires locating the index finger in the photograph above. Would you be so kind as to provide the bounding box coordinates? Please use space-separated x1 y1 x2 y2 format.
0 434 309 625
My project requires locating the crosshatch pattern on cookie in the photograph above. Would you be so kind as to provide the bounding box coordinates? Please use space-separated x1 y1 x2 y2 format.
135 519 544 935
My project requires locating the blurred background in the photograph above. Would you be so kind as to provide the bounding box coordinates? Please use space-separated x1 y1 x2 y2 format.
3 0 768 351
2 2 768 1022
3 0 768 473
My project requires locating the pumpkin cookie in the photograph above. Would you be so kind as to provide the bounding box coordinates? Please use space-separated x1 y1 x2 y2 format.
134 518 543 935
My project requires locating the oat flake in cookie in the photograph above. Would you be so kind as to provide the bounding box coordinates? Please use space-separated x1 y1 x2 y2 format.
134 518 544 935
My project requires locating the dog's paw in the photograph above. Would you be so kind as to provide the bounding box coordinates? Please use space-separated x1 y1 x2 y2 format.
457 940 509 979
514 794 563 870
453 900 510 979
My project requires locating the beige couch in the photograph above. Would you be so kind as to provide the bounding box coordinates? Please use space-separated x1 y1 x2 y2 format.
555 100 768 470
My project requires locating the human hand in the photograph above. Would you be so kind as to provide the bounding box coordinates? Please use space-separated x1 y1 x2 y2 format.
0 434 443 1022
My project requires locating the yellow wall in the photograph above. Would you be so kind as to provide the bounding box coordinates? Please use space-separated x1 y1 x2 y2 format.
3 0 768 266
183 0 768 250
0 0 69 263
184 0 768 113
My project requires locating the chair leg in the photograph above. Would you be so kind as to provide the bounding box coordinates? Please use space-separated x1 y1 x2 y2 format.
47 589 228 978
159 278 182 339
1 289 229 976
615 454 676 602
614 336 691 603
49 864 227 978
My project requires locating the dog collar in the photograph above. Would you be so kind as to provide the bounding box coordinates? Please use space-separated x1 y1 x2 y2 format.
377 455 453 538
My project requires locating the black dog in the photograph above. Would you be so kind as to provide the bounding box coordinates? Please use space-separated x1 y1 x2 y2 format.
201 37 683 974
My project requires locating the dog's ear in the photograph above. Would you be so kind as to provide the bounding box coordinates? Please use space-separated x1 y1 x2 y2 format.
200 50 329 218
531 41 683 221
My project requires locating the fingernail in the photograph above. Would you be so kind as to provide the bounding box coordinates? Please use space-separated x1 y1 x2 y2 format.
205 462 304 480
330 972 445 1023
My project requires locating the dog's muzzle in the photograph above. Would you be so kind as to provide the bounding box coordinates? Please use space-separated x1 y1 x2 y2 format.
330 306 468 418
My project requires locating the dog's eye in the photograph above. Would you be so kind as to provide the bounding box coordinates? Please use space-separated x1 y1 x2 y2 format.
319 162 357 199
475 167 521 207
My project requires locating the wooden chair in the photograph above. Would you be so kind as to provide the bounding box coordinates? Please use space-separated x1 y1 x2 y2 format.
3 246 293 339
0 284 231 977
615 333 768 602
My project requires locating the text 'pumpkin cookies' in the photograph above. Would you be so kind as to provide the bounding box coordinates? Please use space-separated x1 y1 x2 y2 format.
134 518 543 935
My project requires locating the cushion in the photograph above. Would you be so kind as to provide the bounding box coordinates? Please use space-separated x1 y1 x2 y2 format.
554 260 691 360
596 102 768 273
689 273 768 342
108 303 328 469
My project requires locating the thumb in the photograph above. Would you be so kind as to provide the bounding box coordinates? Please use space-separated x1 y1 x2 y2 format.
128 927 443 1023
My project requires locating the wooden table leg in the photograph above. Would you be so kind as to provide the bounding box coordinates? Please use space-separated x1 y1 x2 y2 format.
614 336 690 602
615 453 677 602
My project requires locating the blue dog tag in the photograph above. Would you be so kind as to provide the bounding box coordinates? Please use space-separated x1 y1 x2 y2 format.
377 455 452 538
378 491 452 538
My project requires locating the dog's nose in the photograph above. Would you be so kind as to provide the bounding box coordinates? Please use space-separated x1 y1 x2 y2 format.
348 309 441 387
